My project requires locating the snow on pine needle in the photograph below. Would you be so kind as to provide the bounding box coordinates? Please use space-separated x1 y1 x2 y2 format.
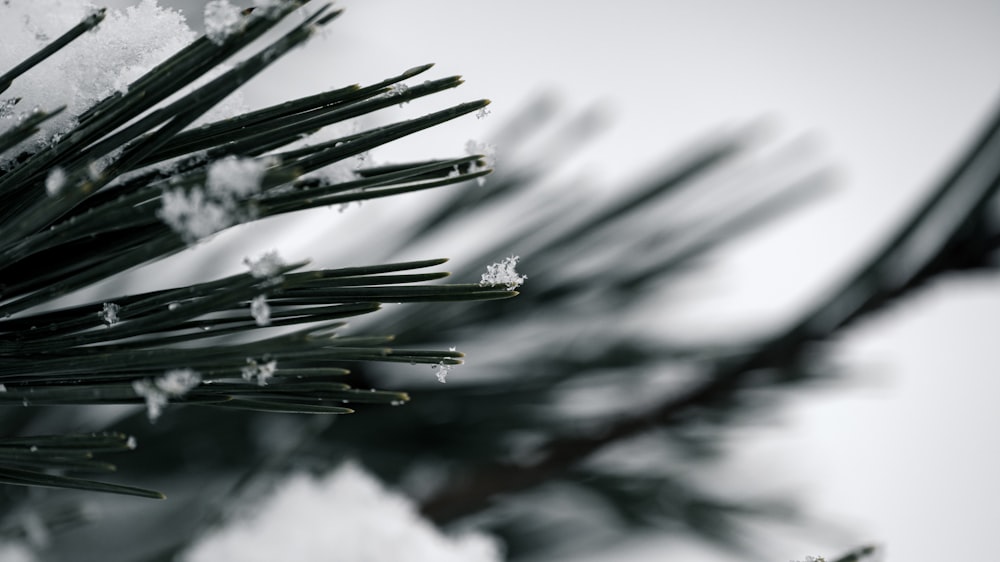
98 302 120 326
249 294 271 326
158 156 268 243
244 250 287 278
464 139 496 186
203 0 244 45
132 368 202 422
479 256 526 291
241 357 277 386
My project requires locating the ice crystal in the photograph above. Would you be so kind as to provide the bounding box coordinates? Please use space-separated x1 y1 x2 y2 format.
250 295 271 326
204 0 243 45
243 250 285 278
132 368 201 422
98 302 120 326
479 255 526 290
180 461 503 562
241 357 277 386
475 107 491 119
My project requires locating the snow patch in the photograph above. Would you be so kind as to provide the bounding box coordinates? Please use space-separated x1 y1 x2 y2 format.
1 1 249 164
0 542 36 562
180 461 503 562
0 1 195 159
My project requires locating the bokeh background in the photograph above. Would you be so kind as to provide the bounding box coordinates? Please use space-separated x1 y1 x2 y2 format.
95 1 1000 560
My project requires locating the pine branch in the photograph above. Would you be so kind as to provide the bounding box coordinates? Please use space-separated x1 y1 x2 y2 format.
0 0 511 500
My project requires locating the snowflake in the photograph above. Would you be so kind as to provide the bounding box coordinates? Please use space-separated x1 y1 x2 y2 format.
431 347 459 383
385 83 409 106
98 302 120 326
432 362 452 384
241 357 277 386
132 368 201 422
243 250 285 278
479 255 526 290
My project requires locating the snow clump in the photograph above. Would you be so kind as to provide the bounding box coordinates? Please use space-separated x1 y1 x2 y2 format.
203 0 243 45
132 368 201 422
249 295 271 326
180 461 504 562
243 250 286 278
158 156 267 242
479 256 526 291
98 302 120 326
241 357 277 386
464 139 496 186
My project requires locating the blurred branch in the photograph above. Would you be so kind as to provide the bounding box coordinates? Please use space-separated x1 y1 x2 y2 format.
421 96 1000 523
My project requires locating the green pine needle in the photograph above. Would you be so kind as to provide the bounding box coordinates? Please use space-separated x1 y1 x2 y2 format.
0 0 510 499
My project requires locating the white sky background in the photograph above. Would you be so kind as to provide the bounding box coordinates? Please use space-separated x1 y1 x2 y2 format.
109 1 1000 560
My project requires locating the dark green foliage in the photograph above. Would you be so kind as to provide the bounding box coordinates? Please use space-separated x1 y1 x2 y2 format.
0 0 508 503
